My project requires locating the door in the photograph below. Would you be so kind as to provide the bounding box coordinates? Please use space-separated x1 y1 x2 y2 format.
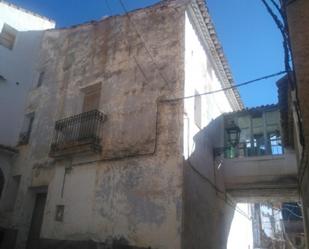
26 193 47 249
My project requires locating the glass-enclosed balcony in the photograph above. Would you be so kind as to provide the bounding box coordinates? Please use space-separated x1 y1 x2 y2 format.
216 105 283 159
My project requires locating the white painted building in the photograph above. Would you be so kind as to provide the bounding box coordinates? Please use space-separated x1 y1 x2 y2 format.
183 8 241 159
0 3 54 248
0 1 54 31
0 1 55 147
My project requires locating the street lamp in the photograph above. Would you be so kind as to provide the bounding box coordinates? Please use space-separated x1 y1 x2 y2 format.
226 121 241 147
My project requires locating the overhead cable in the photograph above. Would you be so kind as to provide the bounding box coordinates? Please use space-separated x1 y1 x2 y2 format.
117 0 172 88
163 70 287 102
187 159 252 220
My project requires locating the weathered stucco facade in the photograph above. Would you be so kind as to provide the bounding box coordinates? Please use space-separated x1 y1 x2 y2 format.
14 2 185 248
1 1 244 249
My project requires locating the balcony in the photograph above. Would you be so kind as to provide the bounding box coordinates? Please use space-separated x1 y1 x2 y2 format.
213 105 298 200
49 110 105 158
215 138 283 159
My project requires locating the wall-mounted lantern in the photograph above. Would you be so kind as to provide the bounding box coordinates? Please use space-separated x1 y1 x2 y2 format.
226 121 241 147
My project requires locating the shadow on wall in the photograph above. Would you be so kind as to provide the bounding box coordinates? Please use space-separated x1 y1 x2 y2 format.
183 116 236 249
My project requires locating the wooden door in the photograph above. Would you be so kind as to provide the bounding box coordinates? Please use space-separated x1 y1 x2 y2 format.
26 193 47 249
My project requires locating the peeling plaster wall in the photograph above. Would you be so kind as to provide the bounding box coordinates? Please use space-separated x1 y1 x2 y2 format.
12 1 186 249
8 1 245 248
183 8 236 249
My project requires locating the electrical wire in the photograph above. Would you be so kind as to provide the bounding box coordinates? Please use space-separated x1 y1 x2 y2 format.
104 0 152 85
283 203 302 208
109 0 288 106
117 0 172 89
101 1 294 220
187 159 252 220
278 207 303 219
163 70 287 102
262 0 306 192
104 0 112 13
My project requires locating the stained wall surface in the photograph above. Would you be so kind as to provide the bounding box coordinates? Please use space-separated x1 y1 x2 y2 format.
7 1 245 249
12 1 186 249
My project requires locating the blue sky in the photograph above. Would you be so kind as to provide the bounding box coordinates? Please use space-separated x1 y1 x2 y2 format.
8 0 284 108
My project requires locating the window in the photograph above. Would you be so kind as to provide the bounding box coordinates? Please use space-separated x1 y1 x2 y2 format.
194 90 202 129
0 23 17 50
81 83 101 112
37 71 45 87
226 110 283 158
55 205 65 222
18 112 35 145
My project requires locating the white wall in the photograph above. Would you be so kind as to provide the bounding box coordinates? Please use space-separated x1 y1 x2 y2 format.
0 1 55 31
183 11 234 159
183 9 238 249
227 203 253 249
0 2 55 146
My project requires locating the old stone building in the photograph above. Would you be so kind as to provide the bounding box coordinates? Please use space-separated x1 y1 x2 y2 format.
0 0 303 248
0 0 243 248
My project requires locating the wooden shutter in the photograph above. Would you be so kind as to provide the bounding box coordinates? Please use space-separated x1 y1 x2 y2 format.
0 24 17 50
82 83 101 112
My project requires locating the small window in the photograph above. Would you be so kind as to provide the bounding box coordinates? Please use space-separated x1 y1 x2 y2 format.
37 71 45 87
194 90 202 129
81 83 101 112
18 112 35 145
55 205 65 222
0 23 17 50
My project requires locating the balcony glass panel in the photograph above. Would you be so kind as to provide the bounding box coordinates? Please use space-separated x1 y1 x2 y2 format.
221 108 283 159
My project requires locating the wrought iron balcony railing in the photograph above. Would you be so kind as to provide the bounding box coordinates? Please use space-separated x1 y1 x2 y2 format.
49 110 105 158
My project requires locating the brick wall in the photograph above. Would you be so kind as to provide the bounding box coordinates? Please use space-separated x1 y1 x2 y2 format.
286 0 309 247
